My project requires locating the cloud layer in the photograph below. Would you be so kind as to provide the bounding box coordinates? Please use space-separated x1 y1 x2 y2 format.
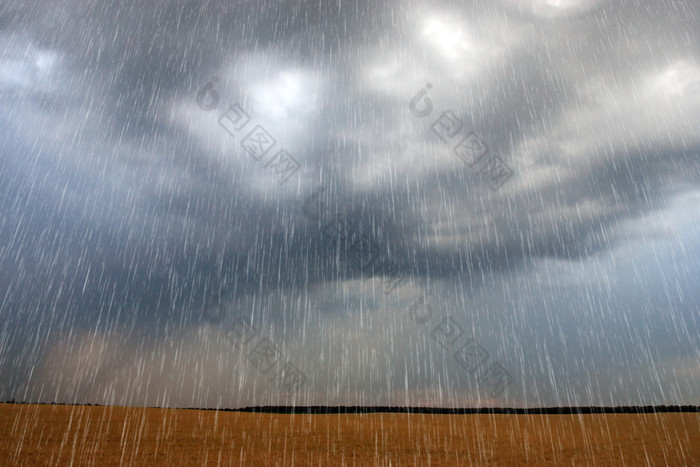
0 0 699 407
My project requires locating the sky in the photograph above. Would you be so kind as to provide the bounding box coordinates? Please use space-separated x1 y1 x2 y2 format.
0 0 699 409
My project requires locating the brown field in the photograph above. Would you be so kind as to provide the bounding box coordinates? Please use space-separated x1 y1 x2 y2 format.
1 404 699 466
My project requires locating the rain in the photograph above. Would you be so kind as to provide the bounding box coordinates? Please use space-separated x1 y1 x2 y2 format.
0 0 699 464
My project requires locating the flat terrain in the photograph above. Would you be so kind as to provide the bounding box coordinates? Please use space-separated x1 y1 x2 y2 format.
1 404 699 466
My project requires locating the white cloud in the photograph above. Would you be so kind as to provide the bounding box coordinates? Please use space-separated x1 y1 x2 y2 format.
502 0 611 18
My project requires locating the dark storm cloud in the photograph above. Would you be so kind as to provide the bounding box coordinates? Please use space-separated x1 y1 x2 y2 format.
0 0 420 306
4 0 696 298
1 0 699 406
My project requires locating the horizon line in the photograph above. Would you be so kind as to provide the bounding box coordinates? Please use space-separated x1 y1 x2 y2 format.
3 402 699 414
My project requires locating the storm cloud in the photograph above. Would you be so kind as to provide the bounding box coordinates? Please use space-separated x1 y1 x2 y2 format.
0 0 699 408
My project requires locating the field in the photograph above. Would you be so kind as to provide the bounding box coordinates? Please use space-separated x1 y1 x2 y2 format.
1 404 699 466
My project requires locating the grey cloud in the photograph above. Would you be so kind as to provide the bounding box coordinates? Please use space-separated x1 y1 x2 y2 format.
1 0 699 406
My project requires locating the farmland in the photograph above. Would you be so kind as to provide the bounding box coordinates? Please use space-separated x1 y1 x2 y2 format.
1 404 699 465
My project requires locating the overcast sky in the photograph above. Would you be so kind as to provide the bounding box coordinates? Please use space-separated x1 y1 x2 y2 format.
0 0 699 408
